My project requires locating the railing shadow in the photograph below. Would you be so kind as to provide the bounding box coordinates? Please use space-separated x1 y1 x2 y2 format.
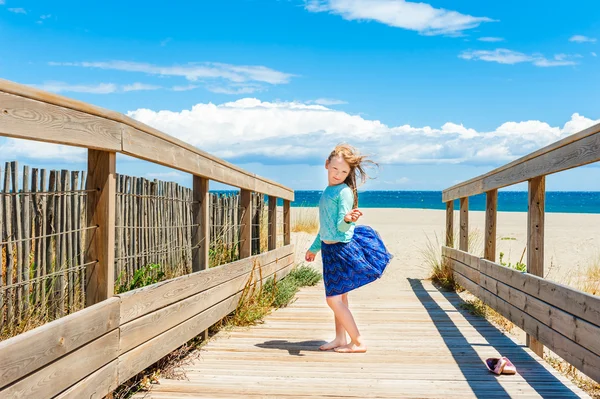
408 278 584 398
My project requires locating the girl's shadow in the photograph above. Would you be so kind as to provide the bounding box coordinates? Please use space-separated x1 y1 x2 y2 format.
255 340 328 356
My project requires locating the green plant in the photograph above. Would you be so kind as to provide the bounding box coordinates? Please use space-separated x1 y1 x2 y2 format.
499 250 527 272
115 264 166 294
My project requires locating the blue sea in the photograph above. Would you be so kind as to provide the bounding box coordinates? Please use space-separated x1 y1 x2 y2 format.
290 191 600 214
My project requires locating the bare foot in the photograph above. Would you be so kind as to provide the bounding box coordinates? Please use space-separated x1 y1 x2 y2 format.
319 338 347 351
334 342 367 353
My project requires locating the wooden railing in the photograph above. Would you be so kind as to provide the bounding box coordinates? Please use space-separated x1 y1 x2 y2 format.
442 121 600 383
0 78 295 398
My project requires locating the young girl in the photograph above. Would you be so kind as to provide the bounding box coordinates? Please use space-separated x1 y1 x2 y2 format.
305 144 392 353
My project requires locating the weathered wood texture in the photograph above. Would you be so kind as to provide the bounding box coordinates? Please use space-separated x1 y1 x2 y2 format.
86 150 116 305
527 176 545 357
443 122 600 201
0 246 295 398
268 196 277 251
445 200 454 248
0 164 89 328
459 197 468 251
131 274 590 399
484 190 497 262
0 78 293 201
443 246 600 384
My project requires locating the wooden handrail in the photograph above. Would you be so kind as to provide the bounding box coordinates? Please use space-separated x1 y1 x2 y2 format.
442 122 600 202
442 122 600 382
0 78 293 201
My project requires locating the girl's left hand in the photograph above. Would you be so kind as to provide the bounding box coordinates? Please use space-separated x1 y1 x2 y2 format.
344 208 363 223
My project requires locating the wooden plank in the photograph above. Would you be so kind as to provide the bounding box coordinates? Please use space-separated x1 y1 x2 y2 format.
0 167 3 330
475 281 600 384
64 170 74 311
40 169 48 309
527 176 545 357
118 244 294 324
0 91 121 151
11 162 24 321
479 273 600 359
54 359 118 399
442 122 600 201
192 176 209 273
119 254 294 354
459 197 468 252
445 201 454 248
283 199 291 246
240 190 252 259
22 166 31 314
0 297 119 389
484 189 497 262
268 197 277 251
46 171 56 316
3 163 14 324
447 259 480 285
0 329 119 399
85 150 116 306
477 257 600 334
1 79 293 198
121 126 293 201
118 261 295 385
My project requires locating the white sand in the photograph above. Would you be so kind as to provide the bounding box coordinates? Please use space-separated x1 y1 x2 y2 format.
291 207 600 287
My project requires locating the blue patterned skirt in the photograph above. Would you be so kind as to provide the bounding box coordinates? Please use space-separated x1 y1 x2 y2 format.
321 225 392 297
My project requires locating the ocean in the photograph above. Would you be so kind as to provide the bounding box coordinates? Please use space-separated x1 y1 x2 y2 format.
290 191 600 214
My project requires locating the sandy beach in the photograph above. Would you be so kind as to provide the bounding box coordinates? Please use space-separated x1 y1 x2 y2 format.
291 207 600 288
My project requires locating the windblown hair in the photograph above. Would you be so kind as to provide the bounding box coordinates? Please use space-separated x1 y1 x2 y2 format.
327 144 378 208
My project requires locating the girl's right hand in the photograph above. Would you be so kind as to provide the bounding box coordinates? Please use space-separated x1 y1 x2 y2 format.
305 250 316 262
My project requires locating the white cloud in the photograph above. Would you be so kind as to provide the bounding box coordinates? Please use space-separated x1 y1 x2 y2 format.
50 60 294 85
304 0 494 36
308 98 348 105
122 82 162 92
171 85 200 91
459 48 578 67
8 7 26 14
32 81 118 94
592 52 597 57
0 139 86 162
40 14 51 19
569 35 596 43
206 83 264 95
0 1 5 5
478 37 504 42
126 99 600 167
3 99 598 168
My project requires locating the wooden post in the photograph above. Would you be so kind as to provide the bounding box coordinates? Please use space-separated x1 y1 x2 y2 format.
484 189 498 262
459 197 469 252
268 196 277 251
192 176 210 341
192 176 209 272
527 176 545 357
85 150 116 306
240 189 252 259
445 201 454 248
283 199 291 246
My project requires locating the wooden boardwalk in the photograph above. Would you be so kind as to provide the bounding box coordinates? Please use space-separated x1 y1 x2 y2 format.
134 265 590 399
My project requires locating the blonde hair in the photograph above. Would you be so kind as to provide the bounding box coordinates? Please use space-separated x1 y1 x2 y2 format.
327 144 377 208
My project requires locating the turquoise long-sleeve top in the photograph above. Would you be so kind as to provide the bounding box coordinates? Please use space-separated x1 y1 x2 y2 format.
308 183 355 254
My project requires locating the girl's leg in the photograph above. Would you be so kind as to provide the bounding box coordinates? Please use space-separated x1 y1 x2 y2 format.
319 293 349 350
325 294 367 353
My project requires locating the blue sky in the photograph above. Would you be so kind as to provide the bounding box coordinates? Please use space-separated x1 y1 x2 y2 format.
1 0 599 192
